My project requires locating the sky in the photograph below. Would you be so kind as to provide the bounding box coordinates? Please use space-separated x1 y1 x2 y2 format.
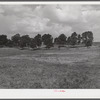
0 4 100 41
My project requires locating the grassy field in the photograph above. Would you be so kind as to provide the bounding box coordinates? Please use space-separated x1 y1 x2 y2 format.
0 45 100 88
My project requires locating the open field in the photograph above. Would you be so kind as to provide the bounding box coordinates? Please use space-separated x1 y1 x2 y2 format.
0 45 100 88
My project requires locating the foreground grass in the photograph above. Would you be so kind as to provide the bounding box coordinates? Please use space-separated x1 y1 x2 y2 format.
0 46 100 88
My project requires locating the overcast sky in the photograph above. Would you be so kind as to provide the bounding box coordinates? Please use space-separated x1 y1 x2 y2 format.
0 4 100 41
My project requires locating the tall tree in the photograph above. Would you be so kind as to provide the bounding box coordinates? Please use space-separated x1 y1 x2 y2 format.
82 31 93 47
11 33 20 46
42 34 53 49
70 32 78 46
0 35 8 46
34 34 42 48
19 35 31 48
57 34 67 45
30 38 37 49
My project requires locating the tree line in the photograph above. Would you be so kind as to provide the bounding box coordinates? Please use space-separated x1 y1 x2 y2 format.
0 31 93 49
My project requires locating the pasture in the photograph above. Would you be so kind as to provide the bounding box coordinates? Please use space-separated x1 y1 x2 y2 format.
0 46 100 88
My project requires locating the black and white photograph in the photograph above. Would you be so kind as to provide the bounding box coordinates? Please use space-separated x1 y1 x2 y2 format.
0 2 100 89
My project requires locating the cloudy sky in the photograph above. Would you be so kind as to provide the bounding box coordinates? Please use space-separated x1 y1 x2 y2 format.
0 4 100 41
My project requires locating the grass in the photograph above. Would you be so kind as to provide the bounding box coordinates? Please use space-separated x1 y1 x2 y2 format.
0 46 100 88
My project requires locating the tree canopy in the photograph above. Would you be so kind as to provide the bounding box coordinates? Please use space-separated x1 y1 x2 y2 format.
0 30 94 49
34 34 42 48
82 31 93 47
42 34 53 49
70 32 78 46
0 35 8 46
57 34 67 45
